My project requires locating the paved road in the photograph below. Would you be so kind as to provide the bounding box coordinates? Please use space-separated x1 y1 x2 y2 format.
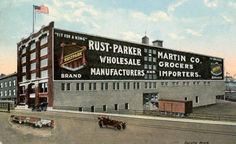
0 110 236 144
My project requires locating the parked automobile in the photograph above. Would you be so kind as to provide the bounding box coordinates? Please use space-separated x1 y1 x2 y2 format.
32 102 48 111
98 116 126 130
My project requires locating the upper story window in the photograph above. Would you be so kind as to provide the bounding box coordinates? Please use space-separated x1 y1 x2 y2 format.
31 73 36 80
40 47 48 57
30 62 36 71
30 42 36 51
40 35 48 46
40 59 48 68
41 70 48 78
22 75 26 82
22 66 26 73
9 81 11 87
21 47 26 54
0 83 3 88
4 82 7 87
30 52 36 61
21 56 26 63
13 80 16 86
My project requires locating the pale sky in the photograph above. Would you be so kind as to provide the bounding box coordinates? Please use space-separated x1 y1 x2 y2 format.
0 0 236 77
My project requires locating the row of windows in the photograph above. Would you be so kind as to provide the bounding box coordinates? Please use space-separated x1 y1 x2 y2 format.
161 81 211 86
21 47 48 64
22 70 48 82
0 80 16 88
185 96 199 104
61 82 157 91
0 90 16 97
22 58 48 73
78 103 129 112
21 36 48 55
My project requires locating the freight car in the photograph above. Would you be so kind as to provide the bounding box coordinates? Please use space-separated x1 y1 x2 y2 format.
158 99 193 117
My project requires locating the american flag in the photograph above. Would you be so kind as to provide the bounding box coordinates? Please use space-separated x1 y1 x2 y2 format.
34 5 49 14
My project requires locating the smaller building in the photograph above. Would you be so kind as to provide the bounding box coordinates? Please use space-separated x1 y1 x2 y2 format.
0 73 17 103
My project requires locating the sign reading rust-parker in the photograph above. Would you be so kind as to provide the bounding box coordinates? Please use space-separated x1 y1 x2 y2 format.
53 29 224 80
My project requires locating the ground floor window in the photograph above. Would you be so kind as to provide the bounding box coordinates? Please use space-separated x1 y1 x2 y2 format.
78 107 83 112
195 96 199 103
91 106 95 112
103 105 107 112
125 103 129 110
114 104 119 111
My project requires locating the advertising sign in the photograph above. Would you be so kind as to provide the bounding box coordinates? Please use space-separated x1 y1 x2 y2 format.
54 29 224 80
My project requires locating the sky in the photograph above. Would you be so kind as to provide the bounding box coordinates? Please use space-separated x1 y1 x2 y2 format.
0 0 236 77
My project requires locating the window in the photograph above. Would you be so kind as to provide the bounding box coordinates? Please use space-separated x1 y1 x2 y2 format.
40 47 48 57
127 82 130 89
9 81 12 87
144 56 148 61
39 83 48 93
41 70 48 78
117 82 119 90
103 105 107 112
105 82 108 90
78 107 83 112
89 83 92 90
22 66 26 73
101 82 108 90
5 82 7 87
125 103 129 110
67 83 71 91
22 47 26 54
195 96 199 103
185 97 188 101
40 59 48 68
21 56 26 63
81 83 84 90
123 82 126 90
31 73 36 80
153 57 156 62
9 90 11 96
133 82 136 89
30 52 36 61
145 82 148 89
5 91 7 96
0 83 2 88
153 49 156 54
114 104 119 111
0 91 2 97
101 82 104 90
22 75 26 82
91 106 95 112
30 62 36 71
137 82 140 89
149 82 152 89
76 83 80 90
93 83 96 90
153 82 157 89
40 35 48 46
61 83 65 91
113 82 116 90
13 89 16 95
30 42 36 51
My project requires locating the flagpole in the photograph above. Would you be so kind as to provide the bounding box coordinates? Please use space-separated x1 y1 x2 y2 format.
33 5 35 33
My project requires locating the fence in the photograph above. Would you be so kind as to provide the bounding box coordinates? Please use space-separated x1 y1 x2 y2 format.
0 101 15 112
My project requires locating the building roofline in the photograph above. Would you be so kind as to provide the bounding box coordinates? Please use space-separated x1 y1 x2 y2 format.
54 27 224 60
0 72 17 80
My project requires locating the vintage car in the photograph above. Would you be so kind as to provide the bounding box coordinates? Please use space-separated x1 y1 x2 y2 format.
98 116 126 130
10 115 54 128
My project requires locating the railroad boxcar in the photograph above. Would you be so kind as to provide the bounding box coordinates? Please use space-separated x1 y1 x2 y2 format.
158 99 193 117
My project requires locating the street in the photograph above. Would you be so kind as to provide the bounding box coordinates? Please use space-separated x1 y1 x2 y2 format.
0 110 236 144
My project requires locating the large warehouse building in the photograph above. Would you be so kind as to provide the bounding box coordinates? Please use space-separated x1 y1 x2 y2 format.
17 22 224 112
